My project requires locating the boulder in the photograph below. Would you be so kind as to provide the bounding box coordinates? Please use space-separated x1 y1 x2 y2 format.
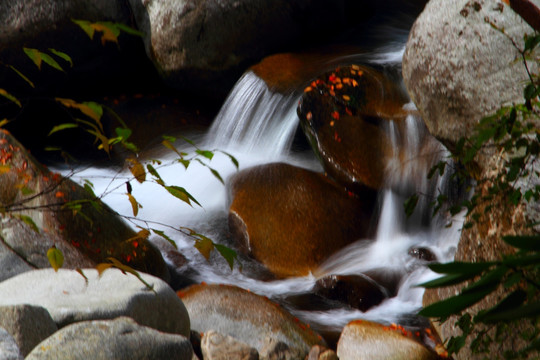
127 0 353 96
307 345 338 360
178 283 326 358
0 268 190 336
227 162 377 277
0 130 169 282
402 0 537 169
26 317 193 360
297 65 411 190
314 274 389 312
0 305 57 356
336 319 436 360
0 327 23 360
201 331 259 360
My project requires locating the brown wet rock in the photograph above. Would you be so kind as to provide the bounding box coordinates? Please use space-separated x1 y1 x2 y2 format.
297 65 411 190
227 162 377 278
0 129 169 282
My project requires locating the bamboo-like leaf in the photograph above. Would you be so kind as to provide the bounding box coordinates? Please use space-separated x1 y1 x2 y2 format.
474 289 527 323
47 245 64 272
419 284 497 318
0 119 9 127
419 272 479 289
461 266 508 295
106 257 155 292
48 48 73 67
127 193 140 217
404 193 418 218
126 157 146 183
152 229 177 249
23 48 42 69
76 268 88 284
9 65 34 88
48 123 78 136
0 89 21 107
428 261 495 274
162 139 183 157
214 243 237 270
503 235 540 251
14 214 39 233
72 19 95 39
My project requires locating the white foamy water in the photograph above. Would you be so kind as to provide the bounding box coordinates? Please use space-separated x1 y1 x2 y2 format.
60 46 464 334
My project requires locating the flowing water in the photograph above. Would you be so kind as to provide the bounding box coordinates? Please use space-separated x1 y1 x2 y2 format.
61 15 465 340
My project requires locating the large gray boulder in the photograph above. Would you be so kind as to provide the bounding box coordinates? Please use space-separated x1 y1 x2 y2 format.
402 0 536 161
0 327 23 360
0 268 190 336
127 0 351 95
25 317 193 360
0 305 57 356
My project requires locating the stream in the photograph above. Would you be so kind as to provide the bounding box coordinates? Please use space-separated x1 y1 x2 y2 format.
57 5 466 342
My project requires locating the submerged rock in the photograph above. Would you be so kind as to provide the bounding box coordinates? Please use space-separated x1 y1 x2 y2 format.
227 162 377 277
297 65 410 190
178 283 326 358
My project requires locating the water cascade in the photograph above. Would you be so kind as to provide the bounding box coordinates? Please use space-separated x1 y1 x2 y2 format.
63 44 464 338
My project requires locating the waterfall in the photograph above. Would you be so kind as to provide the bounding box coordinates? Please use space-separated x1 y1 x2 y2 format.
205 71 301 157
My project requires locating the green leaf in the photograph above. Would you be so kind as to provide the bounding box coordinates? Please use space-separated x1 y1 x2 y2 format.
404 193 419 218
48 123 78 136
147 164 165 185
461 266 508 295
474 289 527 323
105 257 155 293
503 235 540 251
165 185 202 207
219 151 240 169
39 52 64 72
14 214 39 233
419 284 497 318
209 167 224 184
214 243 237 270
524 33 540 51
428 261 495 274
477 300 540 324
72 19 95 39
181 136 196 147
23 47 42 69
48 48 73 67
115 23 145 37
196 149 214 160
419 272 482 289
524 83 537 101
47 245 64 272
9 65 34 88
194 237 214 260
0 89 21 107
151 229 178 249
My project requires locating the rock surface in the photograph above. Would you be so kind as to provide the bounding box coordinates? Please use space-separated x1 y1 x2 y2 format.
336 320 436 360
0 268 190 336
297 65 410 190
127 0 352 95
0 327 23 360
227 162 377 277
402 0 537 166
0 130 169 282
0 305 57 356
178 283 326 358
25 317 193 360
201 330 259 360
